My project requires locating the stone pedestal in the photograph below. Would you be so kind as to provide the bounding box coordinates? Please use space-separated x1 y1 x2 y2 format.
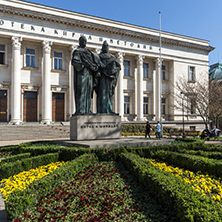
70 115 121 141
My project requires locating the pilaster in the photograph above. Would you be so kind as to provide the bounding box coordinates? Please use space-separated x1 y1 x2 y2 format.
117 52 125 119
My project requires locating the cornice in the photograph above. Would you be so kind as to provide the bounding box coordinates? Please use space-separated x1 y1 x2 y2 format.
0 2 214 53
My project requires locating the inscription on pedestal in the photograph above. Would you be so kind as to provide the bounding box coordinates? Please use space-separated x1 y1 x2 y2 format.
70 115 121 141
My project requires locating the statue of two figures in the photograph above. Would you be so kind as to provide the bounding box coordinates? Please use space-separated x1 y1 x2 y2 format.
72 36 121 115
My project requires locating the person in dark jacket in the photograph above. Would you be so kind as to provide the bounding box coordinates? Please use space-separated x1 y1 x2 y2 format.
200 125 211 140
145 121 151 138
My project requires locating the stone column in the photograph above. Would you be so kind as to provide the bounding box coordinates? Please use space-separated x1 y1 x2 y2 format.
117 52 125 119
11 36 22 125
137 55 144 121
42 41 52 124
69 45 77 117
156 58 162 121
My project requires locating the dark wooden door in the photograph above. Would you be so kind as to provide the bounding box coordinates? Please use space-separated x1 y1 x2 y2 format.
23 92 37 122
52 93 64 122
0 90 7 122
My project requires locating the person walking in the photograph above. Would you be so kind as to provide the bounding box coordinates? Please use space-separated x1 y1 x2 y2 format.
145 121 151 138
156 121 161 139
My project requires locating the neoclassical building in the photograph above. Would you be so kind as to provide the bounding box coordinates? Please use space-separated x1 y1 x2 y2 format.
0 0 214 129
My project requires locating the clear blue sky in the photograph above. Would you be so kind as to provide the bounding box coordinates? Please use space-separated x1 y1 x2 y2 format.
26 0 220 65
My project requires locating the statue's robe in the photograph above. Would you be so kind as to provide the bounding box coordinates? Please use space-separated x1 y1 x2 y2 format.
72 47 101 114
96 53 121 114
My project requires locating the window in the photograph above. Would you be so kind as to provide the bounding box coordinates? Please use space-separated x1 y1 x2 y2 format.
143 97 149 114
124 96 130 114
0 45 5 65
190 99 196 114
26 48 35 68
162 65 166 80
190 126 196 131
124 61 130 77
143 63 149 78
54 51 63 70
189 66 195 81
161 98 166 115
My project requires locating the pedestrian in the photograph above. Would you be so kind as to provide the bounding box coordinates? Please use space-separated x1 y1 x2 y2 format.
200 125 210 141
145 121 152 138
156 121 161 139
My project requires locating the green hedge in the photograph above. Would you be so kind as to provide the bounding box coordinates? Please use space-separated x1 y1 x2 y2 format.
5 153 97 220
0 146 20 153
0 153 59 180
174 149 222 160
119 152 222 222
125 140 205 158
0 153 31 164
175 137 200 143
150 150 222 177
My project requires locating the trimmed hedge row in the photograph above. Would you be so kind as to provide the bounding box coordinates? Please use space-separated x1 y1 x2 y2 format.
0 146 20 153
175 149 222 160
0 153 59 180
150 150 222 177
125 140 205 158
119 152 222 222
5 153 98 221
0 153 31 164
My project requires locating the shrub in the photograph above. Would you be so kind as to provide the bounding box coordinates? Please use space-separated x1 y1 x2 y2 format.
0 153 31 164
0 153 59 180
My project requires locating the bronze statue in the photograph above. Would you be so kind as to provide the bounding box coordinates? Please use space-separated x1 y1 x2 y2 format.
95 41 121 114
71 36 102 115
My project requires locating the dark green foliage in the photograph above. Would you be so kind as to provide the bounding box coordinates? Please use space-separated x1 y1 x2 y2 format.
0 153 59 180
0 153 31 164
175 137 200 143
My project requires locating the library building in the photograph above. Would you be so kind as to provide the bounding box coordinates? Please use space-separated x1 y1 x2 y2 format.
0 0 214 130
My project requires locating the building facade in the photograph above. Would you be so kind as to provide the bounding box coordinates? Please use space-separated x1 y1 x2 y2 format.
0 0 214 129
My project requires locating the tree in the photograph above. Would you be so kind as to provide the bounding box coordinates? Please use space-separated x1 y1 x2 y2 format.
209 79 222 128
172 76 222 127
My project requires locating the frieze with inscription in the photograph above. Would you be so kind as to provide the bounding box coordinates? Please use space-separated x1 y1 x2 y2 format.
0 19 152 50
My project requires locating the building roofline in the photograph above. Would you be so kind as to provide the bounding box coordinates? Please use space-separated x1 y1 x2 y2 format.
0 0 214 52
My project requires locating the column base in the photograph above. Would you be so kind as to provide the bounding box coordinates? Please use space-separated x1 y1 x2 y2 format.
41 120 51 125
10 120 21 125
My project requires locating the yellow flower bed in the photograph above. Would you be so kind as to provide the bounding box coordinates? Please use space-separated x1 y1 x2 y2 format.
147 159 222 202
0 161 67 200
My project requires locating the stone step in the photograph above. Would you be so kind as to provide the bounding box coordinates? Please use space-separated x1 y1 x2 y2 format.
0 124 70 141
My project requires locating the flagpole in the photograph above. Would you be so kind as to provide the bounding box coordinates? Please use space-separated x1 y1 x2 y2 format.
159 11 163 137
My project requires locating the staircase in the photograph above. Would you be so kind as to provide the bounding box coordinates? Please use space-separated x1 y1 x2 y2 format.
0 123 70 141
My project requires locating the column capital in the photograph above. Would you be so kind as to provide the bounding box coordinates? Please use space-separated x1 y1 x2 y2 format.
117 52 125 63
136 54 145 66
12 36 22 50
42 40 52 54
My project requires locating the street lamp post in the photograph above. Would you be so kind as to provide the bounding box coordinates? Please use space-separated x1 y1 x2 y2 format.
181 91 185 138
